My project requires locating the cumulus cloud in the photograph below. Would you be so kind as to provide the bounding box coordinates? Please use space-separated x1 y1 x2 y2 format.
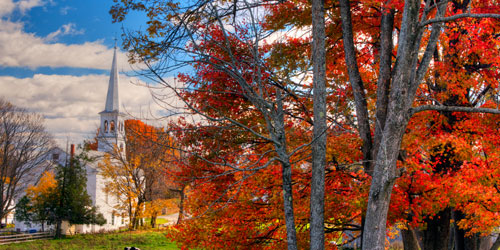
0 0 129 70
0 0 16 17
0 73 178 146
0 19 129 69
0 0 184 146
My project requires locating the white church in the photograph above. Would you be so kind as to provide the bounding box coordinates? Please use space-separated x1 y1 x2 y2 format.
75 44 128 233
14 45 130 233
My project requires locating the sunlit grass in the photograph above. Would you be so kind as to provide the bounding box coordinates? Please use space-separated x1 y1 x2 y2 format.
0 230 179 250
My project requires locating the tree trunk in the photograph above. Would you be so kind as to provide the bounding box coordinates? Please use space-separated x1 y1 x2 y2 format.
360 0 434 247
151 213 157 228
310 0 327 248
401 226 421 250
177 186 185 224
454 210 480 250
490 235 500 250
281 160 298 250
55 220 62 238
270 89 298 250
423 208 451 250
338 0 373 175
361 124 404 250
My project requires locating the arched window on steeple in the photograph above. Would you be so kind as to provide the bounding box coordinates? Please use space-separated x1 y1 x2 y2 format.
104 120 108 133
110 120 115 133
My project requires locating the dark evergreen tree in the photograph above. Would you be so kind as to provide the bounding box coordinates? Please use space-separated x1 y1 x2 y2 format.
53 150 106 237
14 196 33 227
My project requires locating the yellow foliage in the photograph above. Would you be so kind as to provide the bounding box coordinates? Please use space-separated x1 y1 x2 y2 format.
26 171 57 199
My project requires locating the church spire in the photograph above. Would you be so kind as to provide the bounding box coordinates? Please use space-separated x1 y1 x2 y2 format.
104 44 119 112
97 43 126 154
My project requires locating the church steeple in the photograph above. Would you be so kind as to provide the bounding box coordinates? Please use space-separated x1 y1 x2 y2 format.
97 43 126 155
104 45 120 112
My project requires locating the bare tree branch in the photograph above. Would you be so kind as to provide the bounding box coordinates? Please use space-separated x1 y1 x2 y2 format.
410 105 500 116
421 13 500 26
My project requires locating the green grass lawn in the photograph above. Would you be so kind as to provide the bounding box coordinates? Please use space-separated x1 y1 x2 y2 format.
144 217 169 225
0 230 179 250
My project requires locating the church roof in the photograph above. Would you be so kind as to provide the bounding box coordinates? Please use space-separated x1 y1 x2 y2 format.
104 46 120 112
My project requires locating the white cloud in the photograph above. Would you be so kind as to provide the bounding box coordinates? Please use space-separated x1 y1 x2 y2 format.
45 23 84 41
0 0 16 17
0 73 176 146
0 0 129 70
16 0 45 13
0 0 45 17
0 0 184 147
0 19 129 69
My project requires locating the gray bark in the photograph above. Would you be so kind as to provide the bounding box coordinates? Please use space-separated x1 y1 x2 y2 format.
310 0 327 249
373 7 394 166
338 0 373 175
269 89 298 250
360 0 445 249
490 235 500 250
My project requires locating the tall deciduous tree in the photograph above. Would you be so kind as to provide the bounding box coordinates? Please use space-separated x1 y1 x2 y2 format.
311 0 327 248
337 1 500 248
0 99 53 222
110 1 320 248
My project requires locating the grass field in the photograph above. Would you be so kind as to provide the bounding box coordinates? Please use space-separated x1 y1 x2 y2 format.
0 230 179 250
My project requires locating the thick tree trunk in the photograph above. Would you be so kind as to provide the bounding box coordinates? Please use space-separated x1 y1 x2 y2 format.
310 0 327 248
423 208 451 250
490 235 500 250
361 116 406 250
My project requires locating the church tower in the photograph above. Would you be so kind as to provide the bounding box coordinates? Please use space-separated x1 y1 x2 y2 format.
97 45 126 154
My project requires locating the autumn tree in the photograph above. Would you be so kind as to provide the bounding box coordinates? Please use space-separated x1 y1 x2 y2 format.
111 0 500 249
15 171 57 231
0 99 54 223
126 120 178 228
108 0 355 248
100 119 176 229
266 0 500 249
337 1 500 248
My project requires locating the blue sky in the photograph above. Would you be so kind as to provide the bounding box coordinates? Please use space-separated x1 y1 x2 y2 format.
0 0 174 146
